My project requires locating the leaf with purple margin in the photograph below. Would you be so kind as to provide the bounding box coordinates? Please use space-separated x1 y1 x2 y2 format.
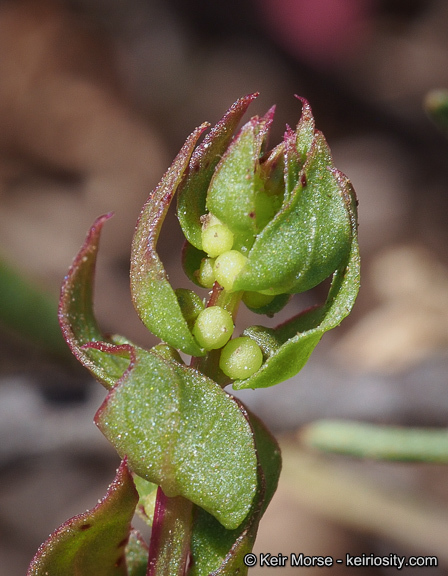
130 125 208 357
58 213 130 388
206 109 275 254
27 460 138 576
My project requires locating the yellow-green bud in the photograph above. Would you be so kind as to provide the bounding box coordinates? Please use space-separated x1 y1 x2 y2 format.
202 224 234 258
219 336 263 379
214 250 247 291
197 257 216 288
192 306 234 350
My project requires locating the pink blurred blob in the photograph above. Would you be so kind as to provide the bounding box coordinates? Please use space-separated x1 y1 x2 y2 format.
256 0 377 68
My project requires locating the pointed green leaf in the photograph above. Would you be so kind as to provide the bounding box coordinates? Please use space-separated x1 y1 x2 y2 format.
27 460 138 576
233 132 352 295
58 213 130 388
206 110 274 254
131 125 208 357
234 174 359 390
188 409 281 576
283 96 315 202
95 346 258 529
283 126 301 202
132 475 158 526
178 94 258 250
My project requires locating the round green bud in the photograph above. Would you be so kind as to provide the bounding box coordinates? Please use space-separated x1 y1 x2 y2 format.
197 257 216 288
201 224 234 258
192 306 234 350
175 288 204 329
242 291 275 309
219 336 263 380
213 250 247 292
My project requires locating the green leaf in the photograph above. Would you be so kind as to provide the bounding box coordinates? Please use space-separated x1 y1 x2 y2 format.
125 531 149 576
234 173 359 390
95 346 258 530
206 110 274 254
188 409 281 576
58 213 130 388
283 127 301 202
233 132 352 295
130 125 208 357
178 94 258 250
27 460 139 576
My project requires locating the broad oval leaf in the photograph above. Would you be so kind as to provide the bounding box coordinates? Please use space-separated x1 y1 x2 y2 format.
27 460 138 576
95 346 258 530
130 124 208 357
58 213 130 388
177 94 258 250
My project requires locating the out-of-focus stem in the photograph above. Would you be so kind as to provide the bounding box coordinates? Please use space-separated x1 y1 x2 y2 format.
301 420 448 462
147 487 193 576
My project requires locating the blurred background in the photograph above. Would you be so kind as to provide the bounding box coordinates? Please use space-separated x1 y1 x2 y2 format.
2 0 448 573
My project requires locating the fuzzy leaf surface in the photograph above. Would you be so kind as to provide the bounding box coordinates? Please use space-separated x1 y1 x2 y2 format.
27 460 138 576
95 346 258 530
188 410 281 576
178 94 258 250
131 125 207 356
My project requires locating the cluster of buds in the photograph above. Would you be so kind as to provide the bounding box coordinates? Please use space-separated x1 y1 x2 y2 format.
129 93 359 389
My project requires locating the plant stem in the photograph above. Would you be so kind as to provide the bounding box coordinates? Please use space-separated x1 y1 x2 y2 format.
147 487 193 576
147 283 244 574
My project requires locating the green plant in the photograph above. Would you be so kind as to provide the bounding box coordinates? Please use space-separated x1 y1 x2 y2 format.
27 94 359 576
